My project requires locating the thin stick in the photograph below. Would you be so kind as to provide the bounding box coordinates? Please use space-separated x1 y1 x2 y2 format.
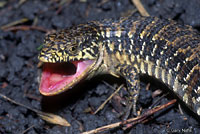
0 18 29 30
94 84 124 114
0 93 38 113
82 99 177 134
21 125 35 134
149 93 169 109
102 81 118 90
0 93 70 126
132 0 150 16
124 99 177 129
3 25 48 32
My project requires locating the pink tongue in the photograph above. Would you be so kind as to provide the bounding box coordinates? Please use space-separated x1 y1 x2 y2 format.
49 74 66 86
39 60 94 94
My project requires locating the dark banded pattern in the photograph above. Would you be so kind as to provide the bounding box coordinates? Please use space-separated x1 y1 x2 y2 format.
39 16 200 116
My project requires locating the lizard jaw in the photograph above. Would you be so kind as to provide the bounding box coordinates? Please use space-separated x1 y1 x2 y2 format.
39 60 95 96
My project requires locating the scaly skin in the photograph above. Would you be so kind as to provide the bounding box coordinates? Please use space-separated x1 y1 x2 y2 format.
39 16 200 116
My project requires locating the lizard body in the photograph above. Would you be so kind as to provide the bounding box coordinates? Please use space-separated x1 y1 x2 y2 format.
39 16 200 116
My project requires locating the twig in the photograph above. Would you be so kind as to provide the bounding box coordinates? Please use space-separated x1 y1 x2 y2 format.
56 0 72 14
132 0 150 17
102 81 118 90
21 125 35 134
124 99 177 129
17 0 28 7
178 104 184 115
0 1 7 8
81 99 177 134
0 93 70 126
149 93 169 109
94 84 124 114
97 0 109 6
2 25 49 32
145 83 151 90
0 18 29 30
152 89 163 98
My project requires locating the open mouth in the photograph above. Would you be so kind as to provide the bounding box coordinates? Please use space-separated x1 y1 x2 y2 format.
39 60 95 96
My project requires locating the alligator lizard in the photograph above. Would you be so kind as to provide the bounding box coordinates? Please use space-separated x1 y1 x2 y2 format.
38 16 200 116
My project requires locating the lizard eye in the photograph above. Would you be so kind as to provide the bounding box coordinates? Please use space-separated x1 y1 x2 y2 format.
68 45 78 54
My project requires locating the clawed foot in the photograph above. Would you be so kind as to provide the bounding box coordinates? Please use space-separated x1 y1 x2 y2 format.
121 97 138 120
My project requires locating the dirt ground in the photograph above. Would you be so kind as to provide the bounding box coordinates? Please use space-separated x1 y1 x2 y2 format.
0 0 200 133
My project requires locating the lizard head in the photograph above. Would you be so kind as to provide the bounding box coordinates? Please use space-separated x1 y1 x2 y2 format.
38 24 101 96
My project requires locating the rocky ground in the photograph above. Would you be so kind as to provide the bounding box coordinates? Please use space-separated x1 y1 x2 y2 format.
0 0 200 133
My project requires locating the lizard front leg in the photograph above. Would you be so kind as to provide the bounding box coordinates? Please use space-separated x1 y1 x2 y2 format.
119 65 140 119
